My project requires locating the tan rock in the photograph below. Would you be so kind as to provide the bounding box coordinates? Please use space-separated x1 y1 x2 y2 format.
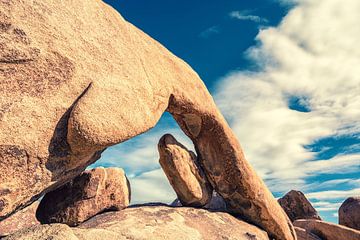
4 206 270 240
294 227 321 240
0 0 295 239
294 219 360 240
0 201 39 237
278 190 321 222
3 224 79 240
339 196 360 230
36 167 130 226
158 134 212 207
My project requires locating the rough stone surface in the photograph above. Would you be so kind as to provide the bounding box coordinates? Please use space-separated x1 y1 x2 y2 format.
339 196 360 230
4 206 270 240
36 167 130 226
158 134 212 207
294 219 360 240
0 1 295 239
278 190 321 222
0 201 39 237
172 192 227 212
294 227 321 240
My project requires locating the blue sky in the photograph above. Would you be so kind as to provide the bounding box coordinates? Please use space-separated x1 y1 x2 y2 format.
91 0 360 223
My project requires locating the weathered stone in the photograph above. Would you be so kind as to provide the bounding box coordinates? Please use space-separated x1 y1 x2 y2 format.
339 196 360 230
0 1 295 239
3 224 79 240
36 167 130 226
294 227 321 240
4 206 270 240
278 190 321 222
158 134 212 207
172 191 227 212
0 201 39 237
294 219 360 240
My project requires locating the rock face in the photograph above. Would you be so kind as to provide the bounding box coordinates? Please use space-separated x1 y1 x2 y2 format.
339 196 360 230
0 0 295 239
158 134 212 207
294 219 360 240
278 190 321 222
0 201 39 237
4 206 270 240
36 167 130 226
294 227 321 240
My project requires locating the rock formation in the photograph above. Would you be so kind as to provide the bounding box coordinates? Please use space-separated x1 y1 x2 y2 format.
36 167 130 226
0 201 39 237
294 227 321 240
0 0 295 239
158 134 212 207
4 205 270 240
339 196 360 230
294 219 360 240
278 190 321 222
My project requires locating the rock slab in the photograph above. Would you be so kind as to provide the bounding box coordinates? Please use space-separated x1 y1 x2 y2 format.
36 167 130 226
158 134 212 207
4 206 270 240
278 190 321 222
294 219 360 240
339 196 360 230
294 227 321 240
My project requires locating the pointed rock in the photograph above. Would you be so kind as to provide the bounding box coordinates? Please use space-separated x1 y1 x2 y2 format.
278 190 321 222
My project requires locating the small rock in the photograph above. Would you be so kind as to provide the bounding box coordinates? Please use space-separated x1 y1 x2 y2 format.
294 219 360 240
36 167 130 226
339 196 360 230
0 201 39 237
158 134 213 207
278 190 321 222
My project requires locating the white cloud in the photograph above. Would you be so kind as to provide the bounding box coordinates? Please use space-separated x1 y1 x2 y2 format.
229 11 268 24
306 188 360 201
216 0 360 194
199 25 220 38
129 169 176 205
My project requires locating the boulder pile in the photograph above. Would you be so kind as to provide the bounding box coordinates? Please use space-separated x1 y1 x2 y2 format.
1 0 357 240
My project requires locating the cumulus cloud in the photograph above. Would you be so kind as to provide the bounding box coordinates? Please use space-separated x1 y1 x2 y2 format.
215 0 360 195
229 11 268 24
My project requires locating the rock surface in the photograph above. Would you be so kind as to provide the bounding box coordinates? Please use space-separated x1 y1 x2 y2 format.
294 227 321 240
294 219 360 240
4 206 270 240
158 134 212 207
36 167 130 226
0 201 39 237
278 190 321 222
0 0 295 239
339 196 360 230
